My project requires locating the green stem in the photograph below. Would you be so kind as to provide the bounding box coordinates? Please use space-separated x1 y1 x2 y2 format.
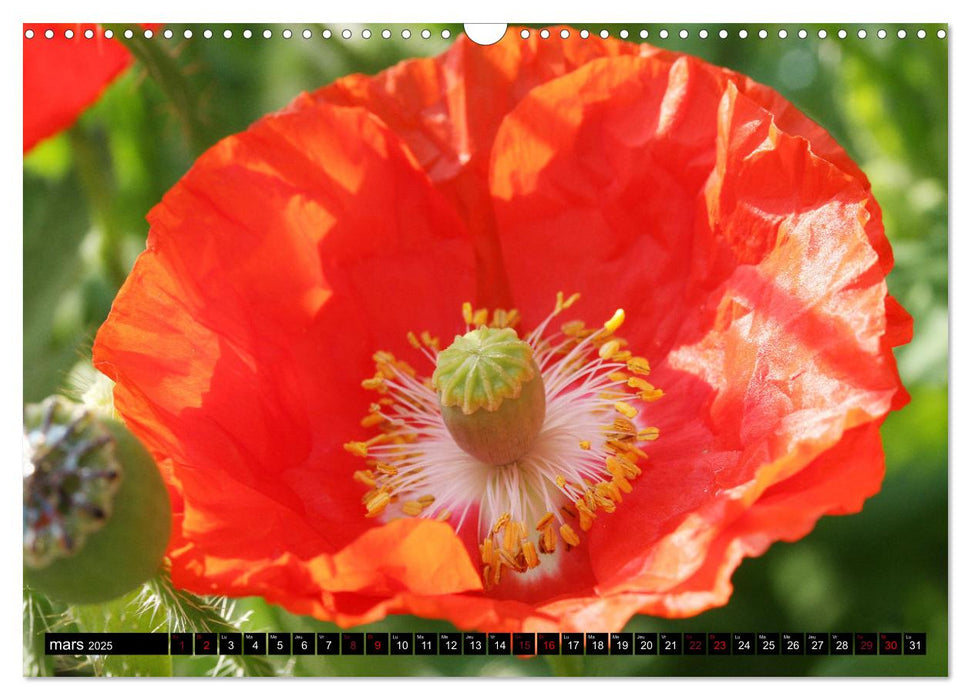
109 24 208 156
69 128 127 288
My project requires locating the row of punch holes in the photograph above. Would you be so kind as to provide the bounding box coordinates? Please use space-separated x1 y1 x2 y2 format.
24 26 948 42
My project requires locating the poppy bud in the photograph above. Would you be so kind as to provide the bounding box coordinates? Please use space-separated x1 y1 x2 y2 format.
23 397 171 603
432 326 546 465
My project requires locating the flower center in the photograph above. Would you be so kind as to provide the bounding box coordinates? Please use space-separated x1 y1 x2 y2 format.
433 326 547 466
344 293 662 588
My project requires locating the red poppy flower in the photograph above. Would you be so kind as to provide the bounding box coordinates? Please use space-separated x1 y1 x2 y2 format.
23 24 134 153
93 30 911 632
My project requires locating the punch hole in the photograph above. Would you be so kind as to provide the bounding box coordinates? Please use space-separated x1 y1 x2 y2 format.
699 29 708 39
620 29 629 39
778 29 788 39
898 29 907 38
421 29 431 39
144 29 154 39
463 24 506 45
203 29 213 39
561 29 570 39
340 29 350 39
124 29 133 39
837 29 847 39
85 29 95 39
679 29 688 39
640 29 648 38
263 29 272 39
362 29 372 39
758 29 768 39
442 29 451 39
857 29 867 39
184 29 193 39
719 29 728 39
243 29 252 39
540 29 550 39
24 29 34 39
580 29 589 39
401 29 411 39
738 29 748 39
303 29 312 39
283 29 294 39
659 29 668 39
323 29 332 39
223 29 233 39
917 29 926 39
600 29 609 39
818 29 827 39
382 29 391 39
937 29 946 38
65 29 75 39
798 29 807 39
877 29 886 39
163 29 173 39
104 29 113 39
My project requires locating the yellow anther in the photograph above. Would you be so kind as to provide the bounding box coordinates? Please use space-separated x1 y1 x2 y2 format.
402 500 424 516
353 470 376 488
436 510 452 522
614 401 638 419
613 474 633 494
361 377 387 392
638 426 660 441
375 462 397 476
598 340 621 360
603 308 625 334
505 309 521 328
462 301 474 325
472 308 489 326
418 494 436 506
539 526 557 554
406 331 421 349
365 490 391 517
579 440 591 450
360 413 385 428
536 512 555 531
559 523 580 548
344 441 369 458
608 371 630 383
561 320 586 337
493 512 511 533
420 331 440 351
522 539 540 569
640 386 665 402
491 309 508 328
627 356 651 375
560 502 578 519
554 291 581 314
481 536 495 565
555 474 569 490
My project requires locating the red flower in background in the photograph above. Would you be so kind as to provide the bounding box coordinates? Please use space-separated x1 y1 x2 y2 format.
23 24 134 152
93 30 911 632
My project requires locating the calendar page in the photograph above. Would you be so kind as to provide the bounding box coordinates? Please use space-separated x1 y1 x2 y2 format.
21 18 949 679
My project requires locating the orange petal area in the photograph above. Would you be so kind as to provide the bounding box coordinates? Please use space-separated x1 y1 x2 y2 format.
488 54 908 626
308 30 659 308
24 24 132 152
93 99 479 613
171 518 483 626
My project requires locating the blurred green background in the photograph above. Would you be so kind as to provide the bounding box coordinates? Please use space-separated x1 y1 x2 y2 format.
23 23 948 676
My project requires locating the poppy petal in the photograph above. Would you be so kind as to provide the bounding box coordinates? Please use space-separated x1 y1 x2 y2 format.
93 100 480 604
489 54 907 618
24 24 132 152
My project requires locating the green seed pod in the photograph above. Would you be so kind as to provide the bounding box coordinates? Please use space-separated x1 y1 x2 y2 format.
23 397 171 603
433 326 546 466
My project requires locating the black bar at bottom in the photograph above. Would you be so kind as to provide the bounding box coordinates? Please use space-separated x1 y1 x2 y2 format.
45 633 169 655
